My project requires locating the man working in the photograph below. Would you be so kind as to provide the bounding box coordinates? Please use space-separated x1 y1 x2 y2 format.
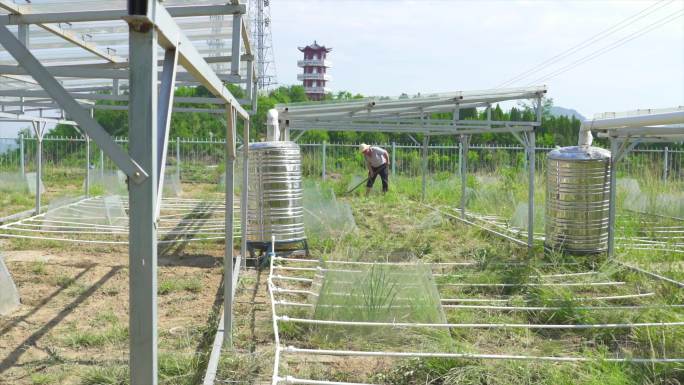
359 143 390 195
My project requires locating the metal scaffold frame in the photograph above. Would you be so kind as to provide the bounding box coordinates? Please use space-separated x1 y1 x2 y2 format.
0 1 257 384
582 107 684 258
277 86 547 248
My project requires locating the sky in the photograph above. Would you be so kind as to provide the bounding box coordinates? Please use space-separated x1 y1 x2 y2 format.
1 0 681 138
270 0 684 118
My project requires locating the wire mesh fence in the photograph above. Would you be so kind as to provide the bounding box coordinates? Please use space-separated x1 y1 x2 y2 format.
1 136 682 183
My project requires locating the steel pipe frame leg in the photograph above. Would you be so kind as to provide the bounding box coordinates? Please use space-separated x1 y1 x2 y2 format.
459 134 470 219
241 120 249 267
176 137 181 182
322 140 327 181
224 107 236 346
85 134 90 197
31 121 45 214
154 47 179 219
100 149 104 179
20 133 25 177
128 23 160 385
607 137 640 259
526 130 536 250
421 134 429 201
607 138 619 258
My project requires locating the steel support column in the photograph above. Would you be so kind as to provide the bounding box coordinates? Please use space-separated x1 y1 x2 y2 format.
459 134 471 219
528 96 542 249
240 119 249 265
85 134 90 197
31 121 45 214
224 106 236 346
391 141 396 177
127 21 159 385
607 138 619 258
421 134 429 201
19 132 24 177
155 47 179 219
17 24 29 47
176 137 181 182
230 12 242 76
663 146 669 181
322 140 326 180
458 142 462 177
526 131 535 248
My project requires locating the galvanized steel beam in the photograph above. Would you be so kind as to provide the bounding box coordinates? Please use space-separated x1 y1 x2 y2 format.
0 64 242 82
224 106 236 346
127 16 159 385
143 3 249 119
0 0 123 62
155 47 178 220
0 4 246 25
0 24 148 182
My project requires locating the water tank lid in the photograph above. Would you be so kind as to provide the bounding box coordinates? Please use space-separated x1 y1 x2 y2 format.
548 146 611 161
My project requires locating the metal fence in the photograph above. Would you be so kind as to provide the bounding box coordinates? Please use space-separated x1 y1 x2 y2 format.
1 136 682 183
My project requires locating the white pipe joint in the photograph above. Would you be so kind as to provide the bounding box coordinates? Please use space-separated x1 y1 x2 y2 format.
267 108 280 141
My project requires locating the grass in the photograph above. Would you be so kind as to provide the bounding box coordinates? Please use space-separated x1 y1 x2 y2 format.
81 366 128 385
63 312 129 348
30 261 47 275
63 325 128 348
158 276 203 295
267 174 684 384
3 160 683 384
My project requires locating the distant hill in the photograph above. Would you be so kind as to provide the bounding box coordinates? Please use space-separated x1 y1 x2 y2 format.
550 106 586 121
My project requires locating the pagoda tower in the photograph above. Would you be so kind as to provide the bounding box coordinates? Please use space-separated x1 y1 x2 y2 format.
297 41 332 101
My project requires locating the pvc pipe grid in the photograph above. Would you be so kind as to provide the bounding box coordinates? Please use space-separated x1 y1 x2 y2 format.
267 253 684 384
423 202 684 257
0 195 241 244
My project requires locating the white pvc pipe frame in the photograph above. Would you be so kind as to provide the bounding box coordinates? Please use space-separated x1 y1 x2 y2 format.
0 196 237 244
276 347 684 385
268 260 684 384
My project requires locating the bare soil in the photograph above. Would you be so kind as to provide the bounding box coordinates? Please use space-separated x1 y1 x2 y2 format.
0 240 224 385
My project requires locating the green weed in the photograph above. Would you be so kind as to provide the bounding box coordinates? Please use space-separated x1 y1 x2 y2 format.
158 277 203 295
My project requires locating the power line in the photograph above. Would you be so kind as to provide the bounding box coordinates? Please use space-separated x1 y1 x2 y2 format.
496 0 675 88
527 9 684 85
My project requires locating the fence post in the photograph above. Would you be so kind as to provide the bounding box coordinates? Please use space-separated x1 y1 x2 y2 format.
32 122 43 214
391 141 396 177
322 140 327 180
19 133 25 177
100 149 104 179
663 146 669 181
421 135 429 201
176 137 181 182
85 135 90 197
459 135 470 219
458 142 462 177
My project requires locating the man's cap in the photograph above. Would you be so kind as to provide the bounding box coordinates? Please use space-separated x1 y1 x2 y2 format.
359 143 370 153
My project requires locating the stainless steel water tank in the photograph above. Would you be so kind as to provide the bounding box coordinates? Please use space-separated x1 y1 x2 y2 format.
545 146 611 254
246 141 305 244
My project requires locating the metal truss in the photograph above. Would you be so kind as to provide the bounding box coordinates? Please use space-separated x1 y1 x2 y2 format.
0 1 256 384
583 107 684 257
277 86 546 248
